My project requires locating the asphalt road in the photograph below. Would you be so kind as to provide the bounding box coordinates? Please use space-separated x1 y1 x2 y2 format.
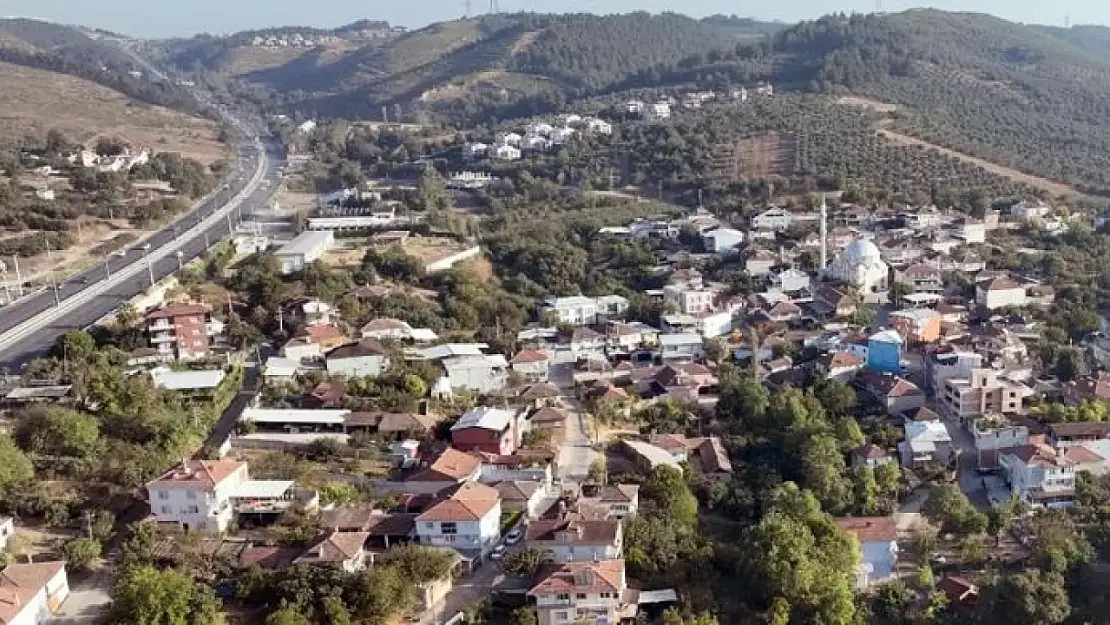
0 137 281 370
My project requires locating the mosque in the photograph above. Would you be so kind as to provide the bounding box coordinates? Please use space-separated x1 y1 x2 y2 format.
817 196 889 294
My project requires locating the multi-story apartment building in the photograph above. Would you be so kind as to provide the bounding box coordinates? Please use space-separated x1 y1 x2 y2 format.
529 559 630 625
941 369 1029 423
662 284 716 315
145 303 223 361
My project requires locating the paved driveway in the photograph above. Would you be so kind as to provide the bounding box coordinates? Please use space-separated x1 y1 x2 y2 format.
556 397 599 483
52 568 112 624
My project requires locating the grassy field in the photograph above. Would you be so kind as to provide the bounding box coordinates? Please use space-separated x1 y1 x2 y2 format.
0 61 228 165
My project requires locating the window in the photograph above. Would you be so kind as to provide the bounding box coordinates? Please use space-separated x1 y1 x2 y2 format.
184 506 200 514
576 593 587 600
555 612 569 621
186 490 197 500
158 490 169 500
441 522 457 535
425 522 435 529
556 594 570 601
160 506 172 514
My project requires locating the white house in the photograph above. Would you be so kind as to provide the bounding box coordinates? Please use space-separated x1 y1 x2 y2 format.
441 354 509 394
529 559 628 625
360 318 438 342
147 459 318 534
0 516 13 551
836 517 898 589
702 228 745 253
510 349 550 383
295 531 371 572
463 142 490 159
0 561 70 625
751 207 794 231
495 480 550 519
659 333 704 360
325 340 391 378
646 102 671 120
540 295 627 326
976 276 1028 310
522 135 553 152
275 231 334 275
999 444 1081 508
415 482 502 559
147 459 248 533
494 145 522 161
772 268 811 294
525 516 623 564
498 132 523 147
585 118 612 135
900 420 953 468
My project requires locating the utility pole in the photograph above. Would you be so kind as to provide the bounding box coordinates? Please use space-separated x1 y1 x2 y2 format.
11 256 22 298
464 0 472 17
49 271 60 307
142 245 154 286
176 250 185 271
44 233 53 261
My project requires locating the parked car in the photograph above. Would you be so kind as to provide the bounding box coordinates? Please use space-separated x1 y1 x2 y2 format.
491 545 507 560
505 529 523 545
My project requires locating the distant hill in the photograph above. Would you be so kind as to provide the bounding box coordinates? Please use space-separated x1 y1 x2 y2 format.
636 10 1110 197
0 18 201 114
700 15 788 40
169 12 737 121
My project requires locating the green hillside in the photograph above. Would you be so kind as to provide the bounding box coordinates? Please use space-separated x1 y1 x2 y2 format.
186 12 735 121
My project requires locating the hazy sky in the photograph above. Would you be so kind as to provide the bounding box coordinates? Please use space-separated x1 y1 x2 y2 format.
3 0 1107 38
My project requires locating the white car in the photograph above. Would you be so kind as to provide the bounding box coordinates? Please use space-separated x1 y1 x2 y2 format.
505 529 523 545
490 545 507 560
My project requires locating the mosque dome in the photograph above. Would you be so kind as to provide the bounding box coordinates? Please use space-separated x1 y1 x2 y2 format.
840 239 883 266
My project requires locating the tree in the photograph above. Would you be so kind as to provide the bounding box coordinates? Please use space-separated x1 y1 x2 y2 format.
852 466 879 515
265 608 311 625
588 458 607 485
14 407 105 469
62 537 101 572
851 306 876 327
0 437 33 495
875 462 902 497
500 547 553 578
801 435 852 513
643 465 698 528
510 607 538 625
111 565 226 625
922 484 987 536
979 570 1070 625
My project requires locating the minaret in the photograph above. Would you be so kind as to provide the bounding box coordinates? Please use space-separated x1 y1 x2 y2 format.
819 194 829 272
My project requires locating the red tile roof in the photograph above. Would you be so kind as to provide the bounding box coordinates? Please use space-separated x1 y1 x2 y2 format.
529 560 624 597
408 448 481 483
835 516 898 542
511 349 549 364
148 459 245 489
145 302 211 320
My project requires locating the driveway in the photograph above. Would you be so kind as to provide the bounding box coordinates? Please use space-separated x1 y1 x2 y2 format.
52 567 113 624
555 396 599 484
416 563 505 625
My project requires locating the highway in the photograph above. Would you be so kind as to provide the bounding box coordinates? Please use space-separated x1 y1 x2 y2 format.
0 51 283 369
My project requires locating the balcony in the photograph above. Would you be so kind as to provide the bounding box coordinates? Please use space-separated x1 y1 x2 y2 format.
150 332 177 344
148 320 173 332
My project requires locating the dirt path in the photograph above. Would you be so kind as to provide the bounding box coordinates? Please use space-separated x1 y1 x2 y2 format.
838 94 1094 200
876 127 1090 199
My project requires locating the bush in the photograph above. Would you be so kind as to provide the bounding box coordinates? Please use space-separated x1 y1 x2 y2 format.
62 537 102 571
